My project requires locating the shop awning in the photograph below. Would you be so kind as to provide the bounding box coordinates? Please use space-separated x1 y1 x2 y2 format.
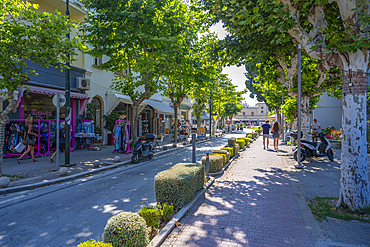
106 91 133 114
200 114 210 120
26 85 89 100
143 99 174 115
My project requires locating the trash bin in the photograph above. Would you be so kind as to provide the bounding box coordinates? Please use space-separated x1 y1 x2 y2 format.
108 133 113 145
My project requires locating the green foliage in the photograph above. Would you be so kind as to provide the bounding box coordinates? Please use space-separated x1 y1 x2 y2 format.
221 147 234 157
222 101 243 118
103 212 149 247
235 139 245 149
201 155 223 173
85 103 98 121
212 149 230 162
247 134 253 139
232 143 240 156
248 138 253 143
138 206 160 229
94 126 102 136
154 163 204 210
308 197 370 223
77 239 112 247
157 202 174 223
227 137 236 146
237 137 249 147
103 112 121 132
210 153 226 165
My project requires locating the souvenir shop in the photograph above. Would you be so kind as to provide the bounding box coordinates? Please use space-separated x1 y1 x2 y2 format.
113 120 132 153
138 106 152 136
4 86 92 158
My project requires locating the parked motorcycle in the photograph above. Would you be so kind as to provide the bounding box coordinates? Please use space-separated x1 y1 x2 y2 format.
293 132 334 162
131 134 155 164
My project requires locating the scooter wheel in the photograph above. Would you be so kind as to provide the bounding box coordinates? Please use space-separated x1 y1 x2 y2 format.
327 149 334 161
148 153 154 160
131 153 140 164
294 150 306 162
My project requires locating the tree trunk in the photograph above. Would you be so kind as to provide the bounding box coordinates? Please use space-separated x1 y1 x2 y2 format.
196 104 201 128
276 108 281 126
131 102 139 144
337 69 370 211
301 95 311 141
174 104 179 142
0 91 16 176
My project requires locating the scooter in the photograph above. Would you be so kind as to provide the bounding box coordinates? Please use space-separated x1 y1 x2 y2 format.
292 132 334 162
131 134 155 164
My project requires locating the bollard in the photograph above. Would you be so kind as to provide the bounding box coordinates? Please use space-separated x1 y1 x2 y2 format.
192 133 196 163
206 152 209 178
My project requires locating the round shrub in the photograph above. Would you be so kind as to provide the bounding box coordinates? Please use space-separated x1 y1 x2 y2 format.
236 139 245 149
103 212 149 247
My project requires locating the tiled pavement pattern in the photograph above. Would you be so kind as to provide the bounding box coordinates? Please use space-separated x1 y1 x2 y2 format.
278 145 370 246
162 138 313 247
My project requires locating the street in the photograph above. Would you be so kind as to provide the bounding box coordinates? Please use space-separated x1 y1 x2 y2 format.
0 132 246 247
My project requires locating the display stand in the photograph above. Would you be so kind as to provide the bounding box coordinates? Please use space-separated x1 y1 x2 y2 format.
113 120 132 153
74 120 94 149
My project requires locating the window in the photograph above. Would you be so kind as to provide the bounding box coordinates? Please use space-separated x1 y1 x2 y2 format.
251 111 254 116
93 57 102 66
261 106 263 109
243 112 245 116
261 111 263 114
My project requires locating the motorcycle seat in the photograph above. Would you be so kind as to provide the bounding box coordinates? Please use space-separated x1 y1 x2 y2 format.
301 140 317 147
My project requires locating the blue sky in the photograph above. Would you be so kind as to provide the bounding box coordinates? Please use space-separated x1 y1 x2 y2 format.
209 22 260 106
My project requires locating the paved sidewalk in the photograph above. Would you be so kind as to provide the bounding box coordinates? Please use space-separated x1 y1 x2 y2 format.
162 137 313 246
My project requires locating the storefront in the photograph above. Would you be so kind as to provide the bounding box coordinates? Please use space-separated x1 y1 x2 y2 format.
140 99 174 136
180 104 191 120
138 106 152 136
5 85 90 158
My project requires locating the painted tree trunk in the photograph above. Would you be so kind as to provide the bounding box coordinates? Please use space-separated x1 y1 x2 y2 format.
131 103 139 144
301 95 311 141
337 70 370 211
0 91 16 175
173 104 179 143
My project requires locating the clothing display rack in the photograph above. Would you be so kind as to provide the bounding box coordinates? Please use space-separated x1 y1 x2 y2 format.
74 120 95 149
113 120 132 153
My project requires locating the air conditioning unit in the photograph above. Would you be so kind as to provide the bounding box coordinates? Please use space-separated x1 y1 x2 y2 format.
76 77 90 90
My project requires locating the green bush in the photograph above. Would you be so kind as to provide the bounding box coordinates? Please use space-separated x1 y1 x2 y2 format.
138 203 173 230
252 132 258 138
247 134 253 139
248 138 253 143
138 206 160 229
236 139 245 149
212 149 230 162
221 147 234 157
237 137 249 146
103 212 149 247
201 155 223 173
231 144 240 156
154 163 204 210
228 137 236 146
78 240 112 247
210 153 226 165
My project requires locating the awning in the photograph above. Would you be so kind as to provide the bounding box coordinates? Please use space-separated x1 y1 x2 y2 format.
106 91 132 114
26 85 89 100
143 99 174 115
200 114 210 120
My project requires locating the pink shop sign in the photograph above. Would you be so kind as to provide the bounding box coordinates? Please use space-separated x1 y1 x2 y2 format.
31 109 52 118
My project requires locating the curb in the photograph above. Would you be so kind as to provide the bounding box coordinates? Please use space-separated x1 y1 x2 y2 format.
0 136 225 195
148 176 215 247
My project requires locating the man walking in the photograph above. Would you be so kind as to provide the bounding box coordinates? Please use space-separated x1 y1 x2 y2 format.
262 120 271 149
311 119 321 143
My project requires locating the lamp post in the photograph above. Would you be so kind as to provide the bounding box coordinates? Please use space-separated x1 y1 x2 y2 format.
281 92 285 142
209 95 212 137
64 0 71 166
294 44 304 169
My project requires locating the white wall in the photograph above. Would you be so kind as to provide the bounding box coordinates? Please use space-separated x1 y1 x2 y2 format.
312 93 342 130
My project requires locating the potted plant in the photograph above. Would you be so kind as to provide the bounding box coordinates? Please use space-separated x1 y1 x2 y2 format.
103 112 120 145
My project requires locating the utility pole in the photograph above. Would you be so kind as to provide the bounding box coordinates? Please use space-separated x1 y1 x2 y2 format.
294 44 304 169
64 0 71 166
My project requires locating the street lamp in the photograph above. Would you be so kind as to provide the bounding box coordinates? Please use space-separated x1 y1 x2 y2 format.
64 0 71 166
209 95 212 138
294 44 304 169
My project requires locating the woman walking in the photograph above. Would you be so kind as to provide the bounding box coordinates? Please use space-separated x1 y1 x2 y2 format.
17 116 38 163
272 121 281 151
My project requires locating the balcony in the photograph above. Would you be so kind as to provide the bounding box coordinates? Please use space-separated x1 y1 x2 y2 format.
29 0 86 18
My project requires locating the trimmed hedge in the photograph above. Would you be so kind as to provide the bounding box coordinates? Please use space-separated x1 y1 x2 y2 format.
236 139 245 149
228 137 236 146
237 137 249 146
234 143 240 155
252 132 258 138
212 149 230 162
201 155 223 173
211 153 226 165
247 134 253 139
154 163 204 210
103 212 149 247
221 147 234 157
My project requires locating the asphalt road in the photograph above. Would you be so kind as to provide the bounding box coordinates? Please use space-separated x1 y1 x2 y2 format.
0 132 247 247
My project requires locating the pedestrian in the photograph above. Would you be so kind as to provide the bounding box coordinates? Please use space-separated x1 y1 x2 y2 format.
261 120 271 149
17 116 38 163
272 121 281 150
311 119 321 143
49 122 66 163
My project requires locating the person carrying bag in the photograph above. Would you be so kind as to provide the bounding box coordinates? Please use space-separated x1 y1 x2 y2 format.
17 116 38 163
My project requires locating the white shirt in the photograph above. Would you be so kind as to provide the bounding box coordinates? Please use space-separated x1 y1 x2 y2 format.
311 122 320 131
